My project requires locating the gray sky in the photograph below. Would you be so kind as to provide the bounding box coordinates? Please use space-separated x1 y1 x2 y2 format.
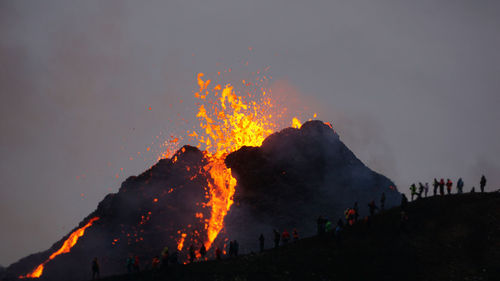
1 0 499 266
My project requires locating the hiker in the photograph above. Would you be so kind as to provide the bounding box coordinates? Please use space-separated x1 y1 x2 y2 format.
353 202 359 221
160 247 169 268
446 179 453 194
126 255 134 273
344 208 353 226
133 255 140 272
259 234 265 252
418 182 425 199
189 244 195 263
400 194 408 211
317 216 327 235
151 256 160 270
282 230 290 245
293 229 299 241
471 186 476 193
424 182 429 197
273 229 281 248
457 178 464 194
433 178 439 196
215 247 222 260
480 175 487 193
228 241 234 257
381 192 386 210
410 184 417 201
92 257 100 280
233 240 239 256
199 244 207 260
170 250 179 265
368 200 378 216
439 179 445 196
325 220 332 232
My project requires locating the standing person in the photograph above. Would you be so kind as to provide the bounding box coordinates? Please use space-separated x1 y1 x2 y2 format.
380 192 386 210
92 257 100 280
160 247 169 269
133 255 140 272
368 200 378 216
456 178 464 194
317 216 326 235
446 179 453 194
480 175 487 193
410 184 417 201
418 183 425 199
433 178 439 196
215 247 222 260
282 230 290 245
126 255 134 273
471 186 476 193
293 229 299 241
189 244 195 263
151 256 160 270
439 179 445 196
228 241 234 257
273 229 281 248
199 244 207 260
325 220 332 232
259 234 265 252
353 202 359 221
424 183 429 197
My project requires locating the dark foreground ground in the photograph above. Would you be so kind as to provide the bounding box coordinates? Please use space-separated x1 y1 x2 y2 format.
99 192 500 281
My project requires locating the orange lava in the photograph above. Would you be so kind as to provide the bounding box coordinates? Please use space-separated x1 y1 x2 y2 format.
19 217 99 279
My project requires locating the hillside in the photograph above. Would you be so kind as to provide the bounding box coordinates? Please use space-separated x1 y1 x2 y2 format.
2 121 399 281
99 192 500 281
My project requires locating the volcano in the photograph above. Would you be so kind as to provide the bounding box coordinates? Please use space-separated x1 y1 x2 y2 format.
3 120 400 281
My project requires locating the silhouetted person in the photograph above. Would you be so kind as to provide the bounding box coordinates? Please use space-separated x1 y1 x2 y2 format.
424 182 429 197
133 255 140 272
282 230 290 245
215 247 222 260
446 179 453 194
170 250 179 265
471 186 476 193
353 202 359 221
418 182 424 199
317 216 327 235
126 255 134 273
380 192 386 210
456 178 464 194
439 179 445 196
273 229 281 248
410 184 417 201
400 194 408 211
325 220 332 232
433 178 438 196
293 229 299 241
233 240 239 256
91 257 100 280
368 200 378 216
199 244 207 260
151 256 160 270
480 175 487 192
188 244 195 263
259 234 265 252
228 241 234 257
335 220 343 246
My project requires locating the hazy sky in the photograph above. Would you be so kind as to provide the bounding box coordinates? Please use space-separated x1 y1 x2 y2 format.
1 0 499 266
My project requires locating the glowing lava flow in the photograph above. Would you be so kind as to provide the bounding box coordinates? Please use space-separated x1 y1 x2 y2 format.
191 73 281 250
19 217 100 279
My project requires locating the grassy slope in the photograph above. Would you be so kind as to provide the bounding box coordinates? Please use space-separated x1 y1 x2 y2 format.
99 193 500 281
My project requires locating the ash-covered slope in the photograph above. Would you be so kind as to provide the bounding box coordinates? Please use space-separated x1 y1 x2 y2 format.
3 120 399 281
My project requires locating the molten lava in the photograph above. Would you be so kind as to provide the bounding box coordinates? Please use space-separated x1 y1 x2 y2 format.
184 72 283 250
19 217 99 279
